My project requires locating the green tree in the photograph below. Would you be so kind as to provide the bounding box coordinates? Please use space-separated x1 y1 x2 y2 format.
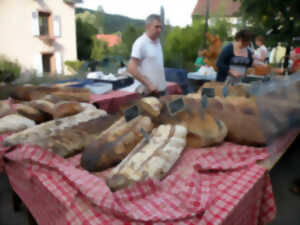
90 36 110 61
234 0 300 69
117 25 144 59
76 18 98 60
76 11 96 26
234 0 300 46
164 19 231 70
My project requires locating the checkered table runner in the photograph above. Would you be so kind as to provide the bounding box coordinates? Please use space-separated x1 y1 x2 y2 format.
1 134 277 225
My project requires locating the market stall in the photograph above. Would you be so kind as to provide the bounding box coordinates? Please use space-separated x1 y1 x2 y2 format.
0 72 299 225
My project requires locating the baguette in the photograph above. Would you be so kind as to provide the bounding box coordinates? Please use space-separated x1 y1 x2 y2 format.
81 116 153 172
3 107 108 157
0 114 35 134
107 124 188 191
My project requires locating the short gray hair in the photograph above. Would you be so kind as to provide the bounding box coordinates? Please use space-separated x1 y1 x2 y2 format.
145 14 161 25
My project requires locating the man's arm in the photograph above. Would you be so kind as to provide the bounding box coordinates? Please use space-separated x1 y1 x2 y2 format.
127 57 158 93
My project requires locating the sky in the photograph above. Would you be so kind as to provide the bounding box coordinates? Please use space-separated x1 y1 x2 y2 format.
76 0 198 27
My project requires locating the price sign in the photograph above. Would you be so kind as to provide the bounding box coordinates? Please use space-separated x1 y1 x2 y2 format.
167 97 185 116
202 88 215 98
124 105 139 122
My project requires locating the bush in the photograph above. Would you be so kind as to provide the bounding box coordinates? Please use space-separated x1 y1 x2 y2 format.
0 56 21 83
64 60 84 73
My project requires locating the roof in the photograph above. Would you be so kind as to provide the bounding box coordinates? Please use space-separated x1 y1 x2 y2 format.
192 0 241 17
96 34 122 48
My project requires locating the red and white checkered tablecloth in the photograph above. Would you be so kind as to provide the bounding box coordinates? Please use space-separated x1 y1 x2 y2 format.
1 134 277 225
90 82 182 114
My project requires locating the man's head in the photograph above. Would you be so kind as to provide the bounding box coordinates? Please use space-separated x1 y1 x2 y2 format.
145 14 162 40
255 35 264 47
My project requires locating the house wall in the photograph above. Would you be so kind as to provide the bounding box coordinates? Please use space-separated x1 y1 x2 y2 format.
0 0 77 76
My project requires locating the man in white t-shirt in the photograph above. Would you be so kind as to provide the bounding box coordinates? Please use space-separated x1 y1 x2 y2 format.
254 35 268 64
127 14 167 96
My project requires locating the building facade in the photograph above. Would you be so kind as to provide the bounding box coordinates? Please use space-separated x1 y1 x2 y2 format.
0 0 79 76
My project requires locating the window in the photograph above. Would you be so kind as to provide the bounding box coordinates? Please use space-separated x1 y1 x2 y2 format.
42 53 54 74
39 12 51 36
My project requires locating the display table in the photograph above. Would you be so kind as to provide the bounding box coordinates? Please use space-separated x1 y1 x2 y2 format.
0 133 279 225
90 82 182 114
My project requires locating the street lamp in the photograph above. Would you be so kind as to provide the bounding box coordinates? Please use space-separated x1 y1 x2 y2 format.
204 0 210 48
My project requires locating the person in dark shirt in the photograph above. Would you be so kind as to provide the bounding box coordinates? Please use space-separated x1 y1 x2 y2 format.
216 29 254 83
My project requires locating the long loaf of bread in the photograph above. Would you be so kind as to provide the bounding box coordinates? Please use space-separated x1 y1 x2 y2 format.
107 124 188 191
81 116 153 172
3 107 108 157
0 114 36 134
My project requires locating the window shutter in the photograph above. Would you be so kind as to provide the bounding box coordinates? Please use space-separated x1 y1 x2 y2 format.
32 11 40 36
35 53 43 76
55 52 63 74
53 15 61 37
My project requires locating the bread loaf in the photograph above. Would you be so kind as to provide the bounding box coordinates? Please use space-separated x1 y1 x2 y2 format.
138 97 162 117
155 95 228 148
3 107 108 157
29 100 55 115
0 114 35 134
205 96 266 146
52 101 83 119
81 116 153 172
0 101 15 118
15 104 48 123
107 124 188 191
10 86 91 102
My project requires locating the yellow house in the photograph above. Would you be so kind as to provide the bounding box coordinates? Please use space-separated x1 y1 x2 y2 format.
0 0 81 76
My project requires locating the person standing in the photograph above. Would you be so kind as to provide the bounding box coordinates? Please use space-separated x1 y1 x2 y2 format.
127 14 167 96
254 35 268 64
216 29 254 83
194 48 205 71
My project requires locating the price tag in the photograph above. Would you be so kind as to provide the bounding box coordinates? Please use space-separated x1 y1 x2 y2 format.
167 97 185 116
202 88 215 98
124 105 139 122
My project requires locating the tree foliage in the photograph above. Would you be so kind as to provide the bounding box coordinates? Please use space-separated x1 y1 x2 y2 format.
76 18 97 60
90 36 110 61
234 0 300 47
164 19 232 70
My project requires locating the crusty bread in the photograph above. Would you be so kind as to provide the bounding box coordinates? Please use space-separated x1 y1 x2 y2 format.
29 99 55 115
0 101 15 118
15 104 48 123
156 95 228 148
52 101 83 119
138 97 162 117
3 107 108 157
81 116 153 172
205 96 266 146
0 114 35 134
107 124 188 191
10 86 91 102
